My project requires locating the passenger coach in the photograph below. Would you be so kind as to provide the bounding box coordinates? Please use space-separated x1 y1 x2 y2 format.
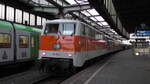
0 20 41 66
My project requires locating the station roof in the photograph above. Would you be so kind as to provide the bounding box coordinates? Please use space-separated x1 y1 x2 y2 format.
113 0 150 33
1 0 127 40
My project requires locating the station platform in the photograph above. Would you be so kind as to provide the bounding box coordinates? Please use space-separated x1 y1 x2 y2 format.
61 49 150 84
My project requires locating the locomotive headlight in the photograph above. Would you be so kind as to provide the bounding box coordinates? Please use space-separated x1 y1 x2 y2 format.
67 53 73 57
135 52 139 56
53 43 61 49
42 52 46 56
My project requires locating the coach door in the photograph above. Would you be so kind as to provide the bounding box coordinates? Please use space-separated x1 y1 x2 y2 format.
16 30 30 62
0 28 14 64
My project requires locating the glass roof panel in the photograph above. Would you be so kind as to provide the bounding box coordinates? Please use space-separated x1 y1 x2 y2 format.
90 17 97 21
31 0 54 6
65 0 77 5
81 10 91 16
95 16 104 21
40 0 49 5
65 0 89 5
75 0 89 4
87 9 99 15
101 22 108 25
54 0 68 6
98 22 103 26
32 0 38 3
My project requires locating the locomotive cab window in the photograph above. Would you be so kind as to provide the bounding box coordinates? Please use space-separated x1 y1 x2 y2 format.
19 36 28 48
45 24 59 35
45 23 75 35
60 23 75 35
0 33 11 48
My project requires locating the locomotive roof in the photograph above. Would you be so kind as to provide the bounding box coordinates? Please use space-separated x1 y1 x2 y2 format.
45 19 103 34
0 20 13 29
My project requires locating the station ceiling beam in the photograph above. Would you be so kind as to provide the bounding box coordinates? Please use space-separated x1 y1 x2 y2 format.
33 6 59 15
63 4 91 14
33 4 91 15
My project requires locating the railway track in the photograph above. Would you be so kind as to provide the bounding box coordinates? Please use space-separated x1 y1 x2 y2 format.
33 75 68 84
0 52 118 84
34 54 114 84
0 70 50 84
0 69 70 84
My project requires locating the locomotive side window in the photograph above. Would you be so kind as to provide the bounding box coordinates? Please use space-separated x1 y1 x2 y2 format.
19 35 28 48
81 24 86 36
86 26 90 37
88 28 95 38
91 29 95 38
0 33 11 48
95 33 103 40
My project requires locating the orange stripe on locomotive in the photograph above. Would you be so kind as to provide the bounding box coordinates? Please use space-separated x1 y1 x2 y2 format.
40 35 107 52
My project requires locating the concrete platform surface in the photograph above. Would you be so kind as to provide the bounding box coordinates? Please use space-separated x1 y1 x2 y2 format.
61 49 150 84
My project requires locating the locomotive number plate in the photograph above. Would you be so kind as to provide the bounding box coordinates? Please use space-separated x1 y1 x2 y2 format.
52 53 60 56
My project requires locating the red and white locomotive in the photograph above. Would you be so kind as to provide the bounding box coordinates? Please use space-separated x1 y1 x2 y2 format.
39 19 122 71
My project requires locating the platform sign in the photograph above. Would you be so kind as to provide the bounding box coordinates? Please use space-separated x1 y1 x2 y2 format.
136 30 150 36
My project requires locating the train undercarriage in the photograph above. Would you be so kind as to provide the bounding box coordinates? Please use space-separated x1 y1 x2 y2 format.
39 58 77 75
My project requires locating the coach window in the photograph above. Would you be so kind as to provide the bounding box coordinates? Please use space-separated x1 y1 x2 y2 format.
19 36 28 48
31 37 35 48
0 33 11 48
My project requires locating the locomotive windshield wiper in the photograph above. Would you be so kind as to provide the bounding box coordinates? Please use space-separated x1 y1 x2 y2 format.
58 29 62 35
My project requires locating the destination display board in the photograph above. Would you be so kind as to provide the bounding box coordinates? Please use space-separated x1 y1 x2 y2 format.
136 30 150 36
